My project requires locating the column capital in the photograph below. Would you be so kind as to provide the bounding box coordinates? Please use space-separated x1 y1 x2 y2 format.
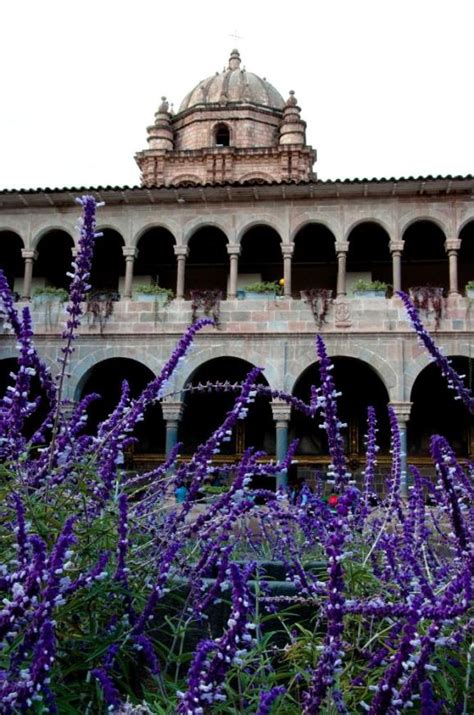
21 249 38 260
389 240 404 253
122 246 137 259
335 241 349 254
445 238 461 252
226 243 241 255
174 245 188 258
389 401 413 424
271 399 292 422
161 401 184 421
281 244 294 258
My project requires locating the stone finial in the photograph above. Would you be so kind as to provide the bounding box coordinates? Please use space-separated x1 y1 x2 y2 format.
228 48 241 70
158 96 169 113
285 90 298 107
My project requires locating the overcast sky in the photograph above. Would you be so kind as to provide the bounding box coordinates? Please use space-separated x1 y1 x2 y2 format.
1 0 473 189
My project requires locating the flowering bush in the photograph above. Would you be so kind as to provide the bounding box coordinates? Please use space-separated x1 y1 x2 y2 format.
0 198 473 713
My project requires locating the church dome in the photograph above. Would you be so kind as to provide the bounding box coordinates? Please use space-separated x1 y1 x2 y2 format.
178 50 285 113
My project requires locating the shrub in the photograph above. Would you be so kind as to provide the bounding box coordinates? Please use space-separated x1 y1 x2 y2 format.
353 279 388 292
241 281 278 293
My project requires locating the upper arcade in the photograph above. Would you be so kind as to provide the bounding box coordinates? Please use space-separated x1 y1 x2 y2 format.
135 50 317 187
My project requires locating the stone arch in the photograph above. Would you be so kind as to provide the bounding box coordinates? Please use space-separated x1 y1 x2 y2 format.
401 218 449 291
169 174 202 186
175 346 279 395
344 216 394 242
404 341 474 399
289 217 339 243
286 342 398 399
0 226 25 247
457 213 474 236
238 172 276 184
400 213 450 238
32 225 75 250
132 221 178 249
69 347 161 402
183 218 231 246
0 229 25 292
236 216 284 244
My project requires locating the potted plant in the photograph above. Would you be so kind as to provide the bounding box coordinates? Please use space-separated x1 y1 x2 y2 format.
465 280 474 298
239 281 279 299
133 284 174 305
32 286 68 303
352 279 388 298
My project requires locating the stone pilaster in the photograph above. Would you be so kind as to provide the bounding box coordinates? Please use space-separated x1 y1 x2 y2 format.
389 401 412 497
281 245 294 297
226 243 240 298
335 241 349 297
122 247 137 299
390 240 404 294
174 246 188 299
21 249 38 300
271 400 292 489
445 239 461 295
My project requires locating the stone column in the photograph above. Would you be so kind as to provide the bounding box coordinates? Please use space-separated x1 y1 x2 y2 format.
271 400 292 489
335 241 349 297
282 245 294 297
445 239 461 296
174 246 188 300
389 401 412 497
21 249 38 300
390 240 404 294
122 247 137 299
161 402 184 457
226 243 240 299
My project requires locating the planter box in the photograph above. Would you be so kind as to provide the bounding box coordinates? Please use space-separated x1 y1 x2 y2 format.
353 290 386 298
239 290 277 300
133 293 172 305
32 294 67 304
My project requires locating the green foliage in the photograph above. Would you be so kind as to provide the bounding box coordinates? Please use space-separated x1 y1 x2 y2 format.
32 286 68 301
242 281 278 294
134 285 175 300
353 279 388 293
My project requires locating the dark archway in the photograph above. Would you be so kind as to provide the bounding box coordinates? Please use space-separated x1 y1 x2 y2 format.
90 229 125 294
215 123 230 147
409 357 474 457
185 226 228 295
180 357 274 457
35 230 74 291
135 227 176 292
290 357 390 459
292 223 337 295
239 225 283 287
402 220 447 291
459 221 474 292
0 231 23 294
346 222 391 292
78 358 165 454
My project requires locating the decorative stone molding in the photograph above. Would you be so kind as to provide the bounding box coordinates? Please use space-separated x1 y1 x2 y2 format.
389 401 413 424
271 400 292 422
161 402 184 422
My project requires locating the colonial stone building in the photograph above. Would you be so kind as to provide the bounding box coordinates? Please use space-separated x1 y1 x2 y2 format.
1 50 474 489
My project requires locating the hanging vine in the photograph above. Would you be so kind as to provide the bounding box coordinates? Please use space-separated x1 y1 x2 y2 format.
301 288 333 328
86 290 120 334
409 286 445 330
190 289 222 328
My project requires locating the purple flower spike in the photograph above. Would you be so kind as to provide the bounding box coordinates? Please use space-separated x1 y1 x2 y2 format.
256 686 286 714
91 667 121 710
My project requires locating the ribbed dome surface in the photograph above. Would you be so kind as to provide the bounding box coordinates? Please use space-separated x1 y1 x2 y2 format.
178 50 285 113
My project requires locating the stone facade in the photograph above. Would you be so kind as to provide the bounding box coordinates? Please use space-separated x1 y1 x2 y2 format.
1 51 474 488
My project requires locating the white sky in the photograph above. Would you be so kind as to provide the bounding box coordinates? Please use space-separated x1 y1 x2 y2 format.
1 0 473 189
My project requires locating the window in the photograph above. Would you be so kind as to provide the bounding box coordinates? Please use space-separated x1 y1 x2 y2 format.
215 124 230 147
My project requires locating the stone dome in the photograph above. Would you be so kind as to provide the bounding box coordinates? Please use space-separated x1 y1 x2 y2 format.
178 50 285 113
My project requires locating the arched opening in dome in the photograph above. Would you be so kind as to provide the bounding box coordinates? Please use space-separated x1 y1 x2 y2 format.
289 357 390 489
185 226 229 296
90 229 125 296
180 357 274 460
292 223 337 296
135 228 176 293
402 220 447 292
239 225 283 287
0 231 23 294
459 221 474 292
34 230 74 292
346 222 391 294
77 357 165 455
214 123 230 147
409 357 474 458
